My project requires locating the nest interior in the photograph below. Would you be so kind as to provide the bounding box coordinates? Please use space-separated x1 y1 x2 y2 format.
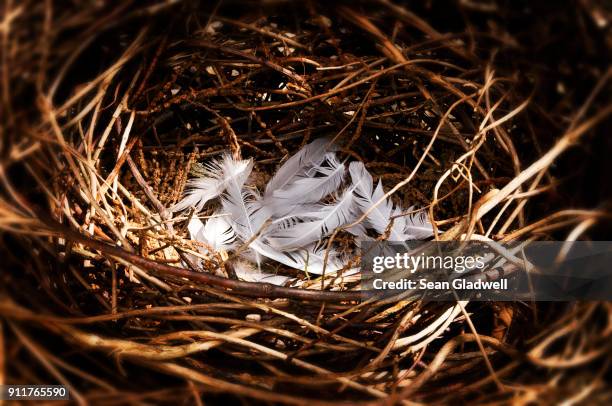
1 1 611 404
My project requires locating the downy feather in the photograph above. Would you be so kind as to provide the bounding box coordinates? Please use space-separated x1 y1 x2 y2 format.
188 214 236 252
173 154 253 213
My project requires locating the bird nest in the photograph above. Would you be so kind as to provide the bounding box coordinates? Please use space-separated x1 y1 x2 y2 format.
1 1 611 404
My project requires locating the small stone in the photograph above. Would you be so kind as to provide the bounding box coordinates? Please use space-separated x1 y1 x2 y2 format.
246 314 261 322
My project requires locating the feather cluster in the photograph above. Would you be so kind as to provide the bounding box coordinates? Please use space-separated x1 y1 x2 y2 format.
174 138 433 285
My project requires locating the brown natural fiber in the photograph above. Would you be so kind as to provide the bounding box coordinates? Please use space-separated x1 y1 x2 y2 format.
1 1 611 404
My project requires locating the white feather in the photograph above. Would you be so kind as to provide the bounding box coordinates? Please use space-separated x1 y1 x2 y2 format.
181 143 432 283
266 184 359 250
391 207 434 240
346 223 367 237
349 161 433 240
269 152 346 217
221 184 268 241
248 241 346 275
232 260 293 285
264 138 336 201
173 154 253 213
188 214 236 252
220 170 273 269
204 215 237 250
188 217 205 241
